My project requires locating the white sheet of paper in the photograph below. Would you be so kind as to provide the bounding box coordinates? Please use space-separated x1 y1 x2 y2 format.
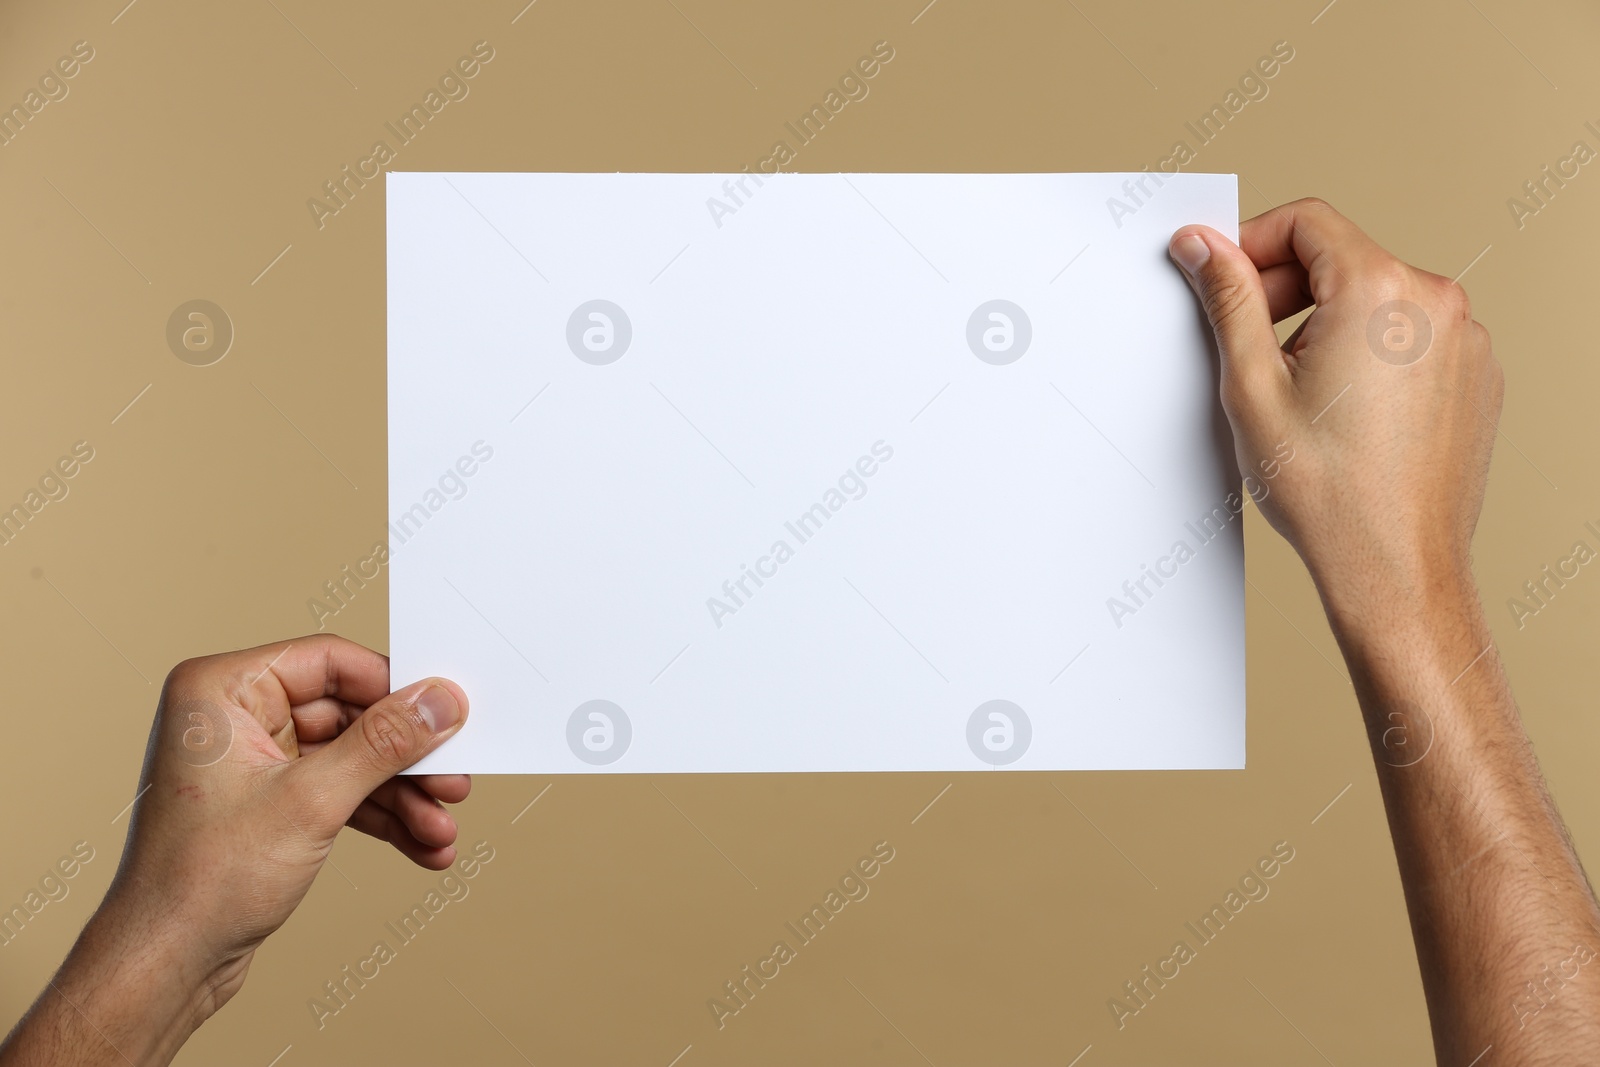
388 171 1243 775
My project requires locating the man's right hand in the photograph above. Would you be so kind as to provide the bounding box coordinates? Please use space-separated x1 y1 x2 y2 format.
1168 198 1503 619
1170 202 1600 1067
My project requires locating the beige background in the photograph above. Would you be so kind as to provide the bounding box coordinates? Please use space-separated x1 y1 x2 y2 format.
2 1 1597 1063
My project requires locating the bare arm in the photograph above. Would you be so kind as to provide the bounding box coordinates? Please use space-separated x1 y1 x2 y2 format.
0 635 471 1066
1172 199 1600 1065
1328 519 1599 1063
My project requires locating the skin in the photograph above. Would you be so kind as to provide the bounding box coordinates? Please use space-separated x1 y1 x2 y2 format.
2 200 1595 1064
0 635 469 1065
1171 199 1600 1064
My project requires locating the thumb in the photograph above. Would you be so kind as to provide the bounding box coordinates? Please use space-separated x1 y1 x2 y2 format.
1169 226 1283 412
304 678 468 814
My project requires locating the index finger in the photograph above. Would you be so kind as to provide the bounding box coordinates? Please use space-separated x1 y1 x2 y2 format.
1239 198 1389 303
215 634 391 732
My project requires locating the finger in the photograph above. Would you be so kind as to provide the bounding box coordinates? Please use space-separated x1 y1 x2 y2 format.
289 697 365 744
257 634 391 707
1238 198 1389 303
193 634 391 737
1169 226 1288 411
294 710 474 809
413 774 473 804
271 716 299 761
294 706 473 803
364 778 460 848
291 714 476 788
304 753 472 807
295 678 468 815
348 801 459 870
1258 261 1313 324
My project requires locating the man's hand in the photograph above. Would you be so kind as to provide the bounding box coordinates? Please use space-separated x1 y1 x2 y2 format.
0 634 470 1066
1171 201 1600 1066
1169 198 1502 616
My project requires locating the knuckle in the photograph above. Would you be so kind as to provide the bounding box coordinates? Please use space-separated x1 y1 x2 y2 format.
164 657 198 687
163 656 210 695
361 704 422 766
1218 375 1255 419
298 630 351 656
1202 277 1256 332
1432 276 1472 320
1364 261 1414 300
1295 195 1335 215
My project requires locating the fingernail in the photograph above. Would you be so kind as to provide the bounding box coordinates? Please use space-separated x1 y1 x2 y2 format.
416 685 460 733
1171 233 1211 275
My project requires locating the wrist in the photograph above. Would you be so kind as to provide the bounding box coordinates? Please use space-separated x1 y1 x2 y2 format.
52 892 226 1064
1311 556 1491 690
1309 542 1478 632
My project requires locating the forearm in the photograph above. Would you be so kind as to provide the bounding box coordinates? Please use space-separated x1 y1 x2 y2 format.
4 638 471 1066
1320 565 1600 1065
1 898 212 1067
